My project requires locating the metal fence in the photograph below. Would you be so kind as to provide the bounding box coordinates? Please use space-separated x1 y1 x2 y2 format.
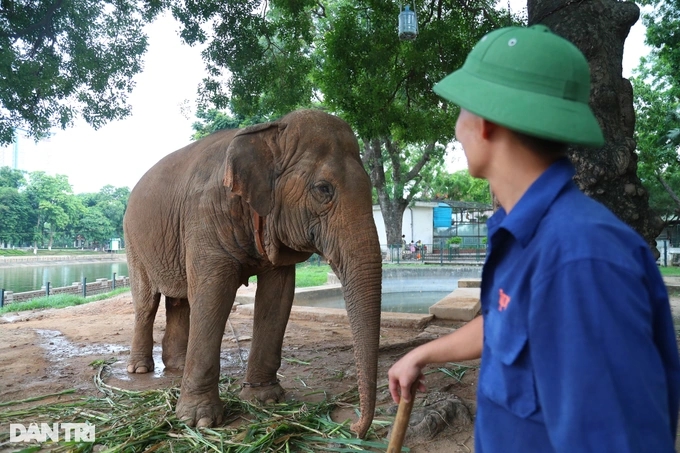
384 241 487 264
0 274 131 307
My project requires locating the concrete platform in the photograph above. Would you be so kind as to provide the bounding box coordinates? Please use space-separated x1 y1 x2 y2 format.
457 278 481 288
429 287 481 321
234 284 344 305
663 276 680 291
236 303 433 329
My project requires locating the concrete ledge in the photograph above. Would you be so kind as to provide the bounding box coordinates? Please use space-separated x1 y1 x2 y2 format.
429 287 480 321
327 266 483 285
457 278 481 288
663 277 680 291
293 284 343 301
235 284 344 305
235 304 433 329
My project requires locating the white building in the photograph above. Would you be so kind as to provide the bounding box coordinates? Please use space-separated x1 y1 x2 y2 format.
372 201 439 247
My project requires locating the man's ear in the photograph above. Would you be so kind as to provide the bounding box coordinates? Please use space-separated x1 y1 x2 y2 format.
481 118 500 141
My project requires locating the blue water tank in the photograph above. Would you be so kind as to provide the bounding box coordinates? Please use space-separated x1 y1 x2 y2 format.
433 203 452 228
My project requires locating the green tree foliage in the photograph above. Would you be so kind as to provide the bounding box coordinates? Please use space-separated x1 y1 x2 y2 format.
77 185 130 242
191 109 270 140
639 0 680 89
24 172 83 249
0 166 26 189
421 168 491 204
0 168 32 246
0 167 130 248
632 66 680 220
173 0 517 245
77 207 115 248
0 0 164 145
632 0 680 220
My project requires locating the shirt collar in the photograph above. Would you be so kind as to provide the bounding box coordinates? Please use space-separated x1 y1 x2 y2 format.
487 157 576 247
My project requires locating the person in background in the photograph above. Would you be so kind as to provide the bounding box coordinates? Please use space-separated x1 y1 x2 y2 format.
388 25 680 452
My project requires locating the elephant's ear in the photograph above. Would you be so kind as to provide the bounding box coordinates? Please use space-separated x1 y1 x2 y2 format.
223 122 287 217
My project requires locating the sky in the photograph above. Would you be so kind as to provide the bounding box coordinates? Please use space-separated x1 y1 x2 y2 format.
0 5 652 194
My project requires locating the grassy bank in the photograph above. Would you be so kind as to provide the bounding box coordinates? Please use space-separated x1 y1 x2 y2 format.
0 288 131 315
660 266 680 276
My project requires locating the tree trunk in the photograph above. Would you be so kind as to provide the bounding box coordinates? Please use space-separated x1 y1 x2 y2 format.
527 0 664 256
379 194 409 247
361 138 435 249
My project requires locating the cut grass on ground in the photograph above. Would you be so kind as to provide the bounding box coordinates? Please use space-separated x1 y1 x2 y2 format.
0 361 394 452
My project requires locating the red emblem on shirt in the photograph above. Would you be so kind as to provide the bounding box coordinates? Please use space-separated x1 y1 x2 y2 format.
498 288 511 311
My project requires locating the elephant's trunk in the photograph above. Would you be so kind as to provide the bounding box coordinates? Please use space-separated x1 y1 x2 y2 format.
332 218 383 438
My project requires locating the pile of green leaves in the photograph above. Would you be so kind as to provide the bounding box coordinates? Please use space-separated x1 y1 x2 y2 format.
0 362 393 452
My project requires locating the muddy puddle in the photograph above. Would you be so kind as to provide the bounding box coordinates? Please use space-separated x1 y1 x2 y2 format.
36 329 128 359
35 328 251 386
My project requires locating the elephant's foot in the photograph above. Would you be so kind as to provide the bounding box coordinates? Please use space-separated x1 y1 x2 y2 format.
176 392 225 428
127 353 154 374
162 353 186 371
239 381 285 404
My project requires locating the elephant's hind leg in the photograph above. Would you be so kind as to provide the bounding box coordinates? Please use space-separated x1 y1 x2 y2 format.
240 265 295 404
162 297 190 371
127 282 161 374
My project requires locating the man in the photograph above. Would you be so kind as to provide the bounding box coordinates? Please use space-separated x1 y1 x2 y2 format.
388 25 680 452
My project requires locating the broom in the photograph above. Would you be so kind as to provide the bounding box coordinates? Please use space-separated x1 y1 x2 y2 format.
386 380 420 452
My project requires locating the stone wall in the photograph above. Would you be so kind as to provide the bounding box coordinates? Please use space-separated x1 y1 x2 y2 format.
0 254 126 266
1 276 130 305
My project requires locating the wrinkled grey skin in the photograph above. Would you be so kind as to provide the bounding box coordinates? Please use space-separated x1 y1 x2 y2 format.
123 109 382 437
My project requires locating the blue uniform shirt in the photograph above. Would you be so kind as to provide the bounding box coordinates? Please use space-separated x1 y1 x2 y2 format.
476 158 680 452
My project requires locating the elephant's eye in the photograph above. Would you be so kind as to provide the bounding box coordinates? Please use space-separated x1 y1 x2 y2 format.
312 181 334 204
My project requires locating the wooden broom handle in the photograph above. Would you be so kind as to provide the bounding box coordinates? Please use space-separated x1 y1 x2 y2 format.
387 380 420 453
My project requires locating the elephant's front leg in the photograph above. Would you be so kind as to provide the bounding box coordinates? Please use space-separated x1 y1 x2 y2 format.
240 265 296 404
176 266 238 428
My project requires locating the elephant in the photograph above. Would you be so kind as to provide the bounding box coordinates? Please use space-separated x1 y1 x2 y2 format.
123 109 382 438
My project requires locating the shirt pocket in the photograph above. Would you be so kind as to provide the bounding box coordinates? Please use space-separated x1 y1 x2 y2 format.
480 314 538 418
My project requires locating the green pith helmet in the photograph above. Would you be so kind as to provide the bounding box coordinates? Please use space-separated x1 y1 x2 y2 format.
433 25 605 147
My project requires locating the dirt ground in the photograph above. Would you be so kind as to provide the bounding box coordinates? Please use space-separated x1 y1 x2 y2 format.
1 285 679 452
0 286 478 452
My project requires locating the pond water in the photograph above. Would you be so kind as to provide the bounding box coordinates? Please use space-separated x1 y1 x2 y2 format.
0 262 129 293
294 274 473 314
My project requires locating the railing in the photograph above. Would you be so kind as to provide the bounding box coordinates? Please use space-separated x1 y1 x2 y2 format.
0 275 130 307
384 242 487 264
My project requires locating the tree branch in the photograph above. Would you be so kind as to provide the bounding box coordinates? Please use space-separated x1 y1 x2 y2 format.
1 0 65 42
405 142 436 181
656 172 680 212
363 138 387 191
314 1 326 18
